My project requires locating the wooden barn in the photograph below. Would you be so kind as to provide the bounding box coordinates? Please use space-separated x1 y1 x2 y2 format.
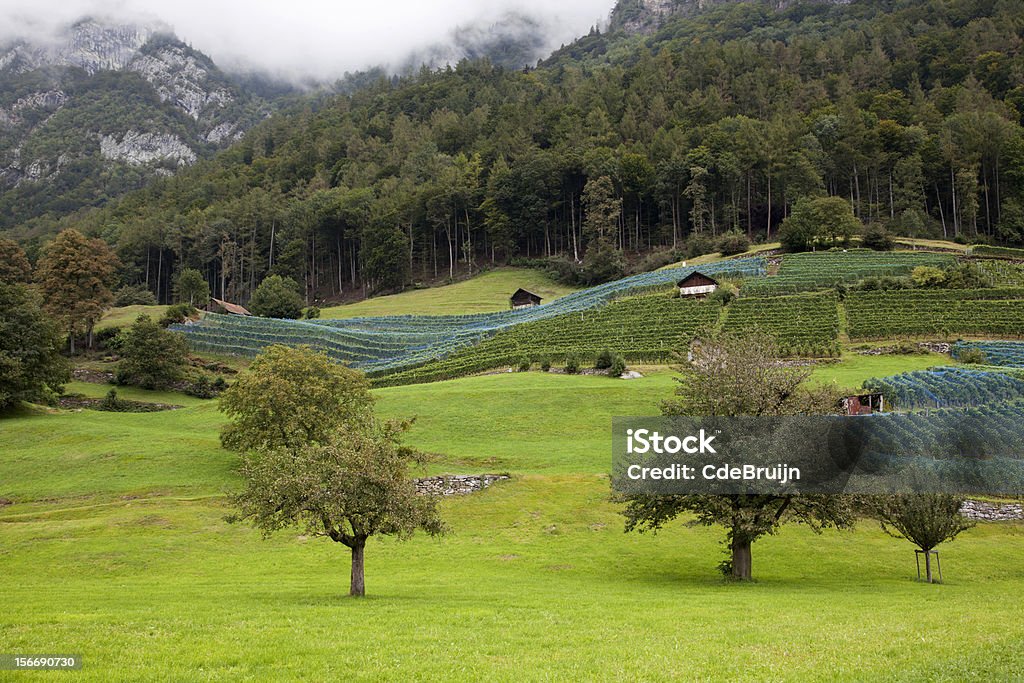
510 288 543 310
677 271 719 298
842 393 885 416
211 298 252 316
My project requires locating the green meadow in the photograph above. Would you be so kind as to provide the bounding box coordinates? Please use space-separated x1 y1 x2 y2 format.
318 268 578 319
2 361 1022 681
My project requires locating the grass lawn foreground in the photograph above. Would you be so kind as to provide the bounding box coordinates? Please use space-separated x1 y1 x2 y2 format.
2 354 1023 680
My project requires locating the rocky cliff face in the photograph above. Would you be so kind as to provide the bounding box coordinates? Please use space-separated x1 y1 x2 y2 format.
610 0 848 34
0 18 273 227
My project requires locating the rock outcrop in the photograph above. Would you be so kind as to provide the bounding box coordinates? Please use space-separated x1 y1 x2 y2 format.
100 131 198 167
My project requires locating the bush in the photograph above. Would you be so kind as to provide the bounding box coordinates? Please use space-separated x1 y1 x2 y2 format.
683 234 715 259
911 266 947 288
517 356 531 372
540 359 552 372
305 306 322 320
708 284 736 306
114 284 157 306
958 348 988 365
160 303 197 328
717 230 750 256
94 326 124 351
185 375 219 399
116 314 189 390
249 275 304 319
861 224 895 251
943 263 994 289
609 354 627 377
564 354 580 374
99 388 131 412
594 348 614 370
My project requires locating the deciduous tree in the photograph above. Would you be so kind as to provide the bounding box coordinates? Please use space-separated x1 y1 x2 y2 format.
223 345 443 596
0 282 70 410
35 229 120 352
219 345 373 454
869 495 974 583
620 332 854 581
248 275 304 319
0 238 31 283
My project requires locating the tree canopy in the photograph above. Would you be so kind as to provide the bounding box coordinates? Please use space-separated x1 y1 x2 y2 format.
621 331 854 580
223 345 443 596
248 275 304 319
34 229 119 352
0 281 70 410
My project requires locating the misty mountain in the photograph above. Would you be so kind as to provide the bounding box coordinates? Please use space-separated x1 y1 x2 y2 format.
0 18 280 229
609 0 847 34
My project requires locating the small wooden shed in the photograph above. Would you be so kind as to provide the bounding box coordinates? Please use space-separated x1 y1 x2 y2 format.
212 298 252 316
510 289 543 310
677 272 719 298
842 393 885 416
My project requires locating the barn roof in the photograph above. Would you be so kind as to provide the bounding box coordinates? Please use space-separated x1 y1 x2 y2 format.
510 288 543 302
212 298 252 316
677 271 719 287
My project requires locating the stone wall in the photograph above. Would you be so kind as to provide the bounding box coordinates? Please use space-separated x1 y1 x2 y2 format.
416 475 510 496
961 500 1024 521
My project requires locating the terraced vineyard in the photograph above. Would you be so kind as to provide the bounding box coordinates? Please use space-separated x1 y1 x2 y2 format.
845 288 1024 340
174 258 765 375
863 367 1024 409
953 341 1024 367
976 259 1024 286
722 291 840 357
375 296 720 386
744 250 955 295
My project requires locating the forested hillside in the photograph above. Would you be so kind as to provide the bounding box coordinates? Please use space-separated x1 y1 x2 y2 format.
14 0 1024 305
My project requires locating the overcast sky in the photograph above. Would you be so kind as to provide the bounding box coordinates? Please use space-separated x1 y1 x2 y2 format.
0 0 614 81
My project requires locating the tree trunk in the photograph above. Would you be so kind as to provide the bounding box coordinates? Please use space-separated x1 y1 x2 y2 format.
731 537 752 581
350 538 367 597
924 550 933 584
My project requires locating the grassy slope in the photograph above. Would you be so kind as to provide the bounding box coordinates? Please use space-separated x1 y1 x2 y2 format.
96 305 170 330
3 356 1023 680
319 268 578 319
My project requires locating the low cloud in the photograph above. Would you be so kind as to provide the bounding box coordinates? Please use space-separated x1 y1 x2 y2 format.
0 0 613 81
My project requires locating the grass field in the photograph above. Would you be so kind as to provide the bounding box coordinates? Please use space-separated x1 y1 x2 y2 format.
319 268 578 319
2 356 1021 680
96 305 170 330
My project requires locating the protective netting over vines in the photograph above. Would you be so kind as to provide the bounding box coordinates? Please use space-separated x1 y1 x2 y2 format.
173 258 765 375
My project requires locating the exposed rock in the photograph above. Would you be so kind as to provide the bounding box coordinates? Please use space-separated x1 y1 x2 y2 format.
621 370 645 379
416 474 510 496
960 500 1023 521
129 46 234 122
2 20 160 74
204 122 242 144
100 130 197 167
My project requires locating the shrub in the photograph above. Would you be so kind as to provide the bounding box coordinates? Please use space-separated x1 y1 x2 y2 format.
540 359 552 372
185 375 218 399
116 314 189 390
944 263 994 289
517 357 531 372
160 303 197 328
114 284 157 306
911 266 947 288
595 348 614 370
564 354 580 375
305 306 321 320
249 275 304 319
99 389 131 412
958 348 988 365
861 224 895 251
609 354 627 377
717 230 750 256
